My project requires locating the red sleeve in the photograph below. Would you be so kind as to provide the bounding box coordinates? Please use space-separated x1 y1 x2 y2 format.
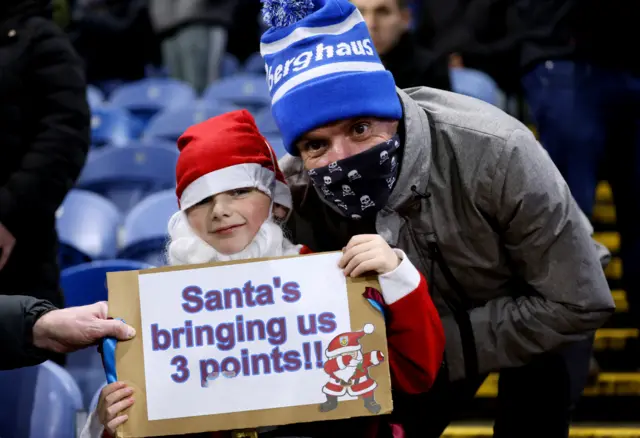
298 245 314 255
323 356 346 376
384 272 445 394
361 350 384 369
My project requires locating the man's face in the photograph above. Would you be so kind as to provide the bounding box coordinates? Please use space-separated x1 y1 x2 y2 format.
351 0 410 56
296 117 399 169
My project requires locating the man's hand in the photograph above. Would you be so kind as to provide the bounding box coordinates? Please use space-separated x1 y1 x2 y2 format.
0 222 16 270
32 301 135 353
449 53 464 68
339 234 401 277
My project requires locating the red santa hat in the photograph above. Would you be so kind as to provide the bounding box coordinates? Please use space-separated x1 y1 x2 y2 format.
325 324 375 358
175 109 291 211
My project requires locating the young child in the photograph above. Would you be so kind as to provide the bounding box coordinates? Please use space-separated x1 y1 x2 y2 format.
81 109 445 438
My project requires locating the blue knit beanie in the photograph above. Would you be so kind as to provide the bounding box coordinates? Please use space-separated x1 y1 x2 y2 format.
260 0 403 155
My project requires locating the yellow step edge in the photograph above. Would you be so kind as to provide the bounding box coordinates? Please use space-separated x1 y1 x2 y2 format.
605 257 622 280
595 328 639 340
596 181 613 203
476 372 640 398
441 425 640 437
593 204 616 224
612 290 628 312
593 328 639 351
594 232 621 253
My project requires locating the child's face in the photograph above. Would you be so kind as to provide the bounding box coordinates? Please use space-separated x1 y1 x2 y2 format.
186 188 272 255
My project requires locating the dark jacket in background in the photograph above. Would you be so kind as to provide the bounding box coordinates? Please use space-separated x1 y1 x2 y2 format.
69 0 161 83
149 0 240 37
0 294 57 370
510 0 640 76
381 32 451 91
0 0 90 307
226 0 263 62
417 0 640 91
414 0 522 94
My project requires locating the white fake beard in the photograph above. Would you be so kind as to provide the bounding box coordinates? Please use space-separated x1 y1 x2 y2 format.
333 351 363 382
166 211 300 266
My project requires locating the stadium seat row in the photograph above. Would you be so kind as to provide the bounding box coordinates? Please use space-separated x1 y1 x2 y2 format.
56 188 177 268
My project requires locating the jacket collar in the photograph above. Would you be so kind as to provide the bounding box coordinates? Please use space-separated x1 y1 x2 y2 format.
384 88 433 212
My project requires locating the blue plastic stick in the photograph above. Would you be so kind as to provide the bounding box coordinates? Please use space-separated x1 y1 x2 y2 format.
101 318 124 384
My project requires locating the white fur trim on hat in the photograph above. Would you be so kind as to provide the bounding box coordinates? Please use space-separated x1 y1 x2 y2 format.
180 162 292 211
326 344 361 358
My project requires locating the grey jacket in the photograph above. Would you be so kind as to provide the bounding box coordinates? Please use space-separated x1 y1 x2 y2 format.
148 0 237 34
280 87 615 382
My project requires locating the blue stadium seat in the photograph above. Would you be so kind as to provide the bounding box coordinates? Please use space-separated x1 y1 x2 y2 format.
255 107 280 135
143 101 240 143
90 105 135 148
61 260 153 407
76 145 180 213
221 53 241 78
265 134 287 159
87 85 104 108
109 78 197 136
127 138 178 150
56 190 122 269
244 52 266 75
0 361 83 438
119 190 179 266
203 73 271 112
450 67 501 107
61 259 153 308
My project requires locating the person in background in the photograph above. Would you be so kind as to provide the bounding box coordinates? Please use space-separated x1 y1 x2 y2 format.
0 295 136 370
0 0 89 310
414 0 521 100
149 0 240 94
512 0 640 371
82 109 445 438
259 0 615 435
350 0 450 90
69 0 161 88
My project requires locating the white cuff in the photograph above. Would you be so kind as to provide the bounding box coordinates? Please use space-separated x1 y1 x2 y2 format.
79 409 105 438
378 249 421 305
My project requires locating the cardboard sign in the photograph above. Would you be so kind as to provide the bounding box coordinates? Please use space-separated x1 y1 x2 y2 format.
107 252 392 437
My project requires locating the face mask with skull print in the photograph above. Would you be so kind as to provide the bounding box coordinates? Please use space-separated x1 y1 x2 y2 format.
307 134 401 220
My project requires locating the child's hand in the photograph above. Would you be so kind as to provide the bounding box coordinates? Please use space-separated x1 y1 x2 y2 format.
98 382 134 436
338 234 400 277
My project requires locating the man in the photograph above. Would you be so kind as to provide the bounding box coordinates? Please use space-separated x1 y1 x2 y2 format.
70 0 160 86
259 0 614 435
349 0 450 90
513 0 640 368
0 0 90 308
148 0 239 93
0 295 135 370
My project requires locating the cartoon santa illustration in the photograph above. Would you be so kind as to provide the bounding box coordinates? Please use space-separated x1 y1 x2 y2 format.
319 324 384 414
